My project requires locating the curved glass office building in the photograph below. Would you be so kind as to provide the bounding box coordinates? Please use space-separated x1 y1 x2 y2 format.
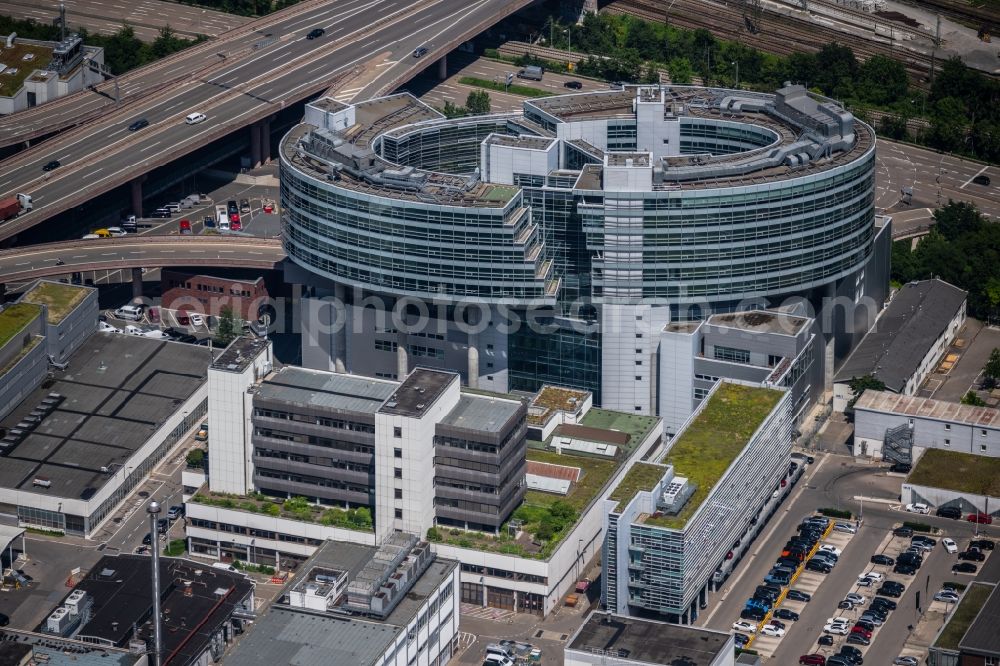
281 85 889 417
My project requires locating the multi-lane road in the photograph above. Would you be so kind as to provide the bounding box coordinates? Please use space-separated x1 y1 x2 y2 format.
0 0 533 241
0 0 250 40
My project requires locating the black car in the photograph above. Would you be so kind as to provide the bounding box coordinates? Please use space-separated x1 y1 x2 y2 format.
755 586 780 601
839 646 863 664
0 613 7 627
893 526 914 538
897 553 923 566
240 198 251 214
889 462 912 473
871 554 895 566
128 118 149 131
971 539 995 551
412 46 428 58
564 80 583 89
894 563 918 576
846 634 871 646
42 159 61 172
734 633 750 648
306 27 325 39
157 518 169 534
786 589 811 602
912 536 937 546
872 597 897 611
774 608 799 621
805 560 831 573
953 562 978 573
973 174 991 186
741 608 767 621
936 506 962 519
817 635 834 646
959 549 986 561
142 532 153 545
878 582 905 597
151 208 172 218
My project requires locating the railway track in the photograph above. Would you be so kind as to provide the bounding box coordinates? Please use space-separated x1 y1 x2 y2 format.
609 0 937 86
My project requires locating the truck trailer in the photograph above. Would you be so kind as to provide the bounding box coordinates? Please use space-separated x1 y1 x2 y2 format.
0 193 32 222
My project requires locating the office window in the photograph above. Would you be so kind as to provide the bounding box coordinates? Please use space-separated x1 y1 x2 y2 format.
982 429 988 437
635 360 642 366
945 424 951 431
635 376 642 381
634 406 641 411
394 448 402 458
395 508 403 519
635 333 643 339
982 444 988 453
714 345 750 364
394 427 402 438
944 439 951 446
395 488 403 499
394 468 402 479
635 348 642 354
767 354 782 367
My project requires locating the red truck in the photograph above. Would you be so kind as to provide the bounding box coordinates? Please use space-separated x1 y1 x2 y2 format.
0 193 32 222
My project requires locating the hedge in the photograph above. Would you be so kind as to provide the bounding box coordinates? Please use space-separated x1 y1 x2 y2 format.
819 507 852 519
903 521 934 533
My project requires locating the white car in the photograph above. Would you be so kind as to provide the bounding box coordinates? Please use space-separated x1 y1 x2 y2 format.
933 590 960 603
190 313 205 327
820 545 842 557
124 325 146 336
858 571 884 584
732 620 757 633
98 321 122 334
826 616 851 626
943 538 958 554
824 623 850 635
906 503 930 514
894 658 919 666
105 226 128 236
760 625 785 638
844 592 867 605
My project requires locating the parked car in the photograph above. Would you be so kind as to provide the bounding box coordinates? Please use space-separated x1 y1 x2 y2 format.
240 198 251 214
167 505 184 520
838 646 864 664
142 532 153 545
893 563 918 576
893 526 914 538
761 625 785 637
872 597 897 611
889 462 912 473
845 633 871 646
203 215 216 228
968 513 993 524
954 562 979 573
844 592 866 605
190 313 205 327
823 624 849 635
732 620 757 633
799 656 826 665
934 590 961 603
834 522 857 534
734 633 750 648
838 600 858 610
741 608 767 621
905 503 929 514
857 572 883 586
563 80 583 89
786 589 811 602
937 506 962 519
943 538 958 554
820 545 842 557
871 554 895 566
878 582 905 597
775 608 800 621
806 560 831 574
912 535 937 546
893 658 918 666
971 539 995 551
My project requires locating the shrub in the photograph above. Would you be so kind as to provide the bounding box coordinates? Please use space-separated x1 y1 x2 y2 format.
164 539 186 556
819 507 852 519
263 503 280 516
239 501 258 513
186 449 205 468
283 496 310 513
426 527 442 542
903 521 934 533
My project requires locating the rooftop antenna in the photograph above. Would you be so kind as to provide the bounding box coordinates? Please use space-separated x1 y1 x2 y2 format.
59 4 66 43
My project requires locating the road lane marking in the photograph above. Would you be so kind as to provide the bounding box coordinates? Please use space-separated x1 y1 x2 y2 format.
960 166 989 190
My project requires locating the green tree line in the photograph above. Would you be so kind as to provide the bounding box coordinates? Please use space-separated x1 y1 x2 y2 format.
892 202 1000 322
0 16 205 75
545 13 999 163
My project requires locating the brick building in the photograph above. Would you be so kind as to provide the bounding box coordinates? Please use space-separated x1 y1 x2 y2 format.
161 270 269 320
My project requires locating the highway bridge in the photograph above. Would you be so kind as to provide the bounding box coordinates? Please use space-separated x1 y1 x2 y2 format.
0 0 534 243
0 236 285 287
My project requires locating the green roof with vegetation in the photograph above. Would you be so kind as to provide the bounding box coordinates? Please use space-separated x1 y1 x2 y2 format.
934 583 994 650
0 303 41 349
644 383 784 529
580 408 659 444
21 281 88 324
609 462 667 509
0 42 53 97
909 449 1000 496
190 490 373 532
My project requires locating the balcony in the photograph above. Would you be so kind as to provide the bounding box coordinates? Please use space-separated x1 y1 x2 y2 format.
252 455 372 486
252 435 373 466
253 476 369 506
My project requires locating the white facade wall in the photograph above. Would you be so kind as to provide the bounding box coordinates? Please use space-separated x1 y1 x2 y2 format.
374 378 460 539
0 46 104 115
481 137 558 185
601 304 671 415
901 483 998 515
603 160 654 192
207 342 273 495
303 98 357 131
903 301 966 396
635 91 681 157
556 118 612 151
854 402 1000 460
375 564 460 666
658 324 701 435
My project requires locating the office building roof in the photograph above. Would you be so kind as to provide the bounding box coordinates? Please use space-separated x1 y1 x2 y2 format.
439 394 523 434
935 582 994 652
567 612 731 665
708 310 809 335
259 367 397 415
835 279 967 390
0 334 210 500
960 584 1000 656
65 554 253 665
0 302 40 348
19 280 91 324
0 631 140 665
223 538 458 666
854 391 1000 428
211 335 270 373
378 368 456 418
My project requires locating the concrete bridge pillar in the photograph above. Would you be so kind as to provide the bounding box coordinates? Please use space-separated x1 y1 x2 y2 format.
261 119 272 163
131 267 144 299
130 178 144 217
250 122 262 168
437 54 447 80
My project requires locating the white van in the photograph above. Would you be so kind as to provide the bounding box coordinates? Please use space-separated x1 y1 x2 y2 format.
114 305 144 321
212 562 238 572
185 112 207 125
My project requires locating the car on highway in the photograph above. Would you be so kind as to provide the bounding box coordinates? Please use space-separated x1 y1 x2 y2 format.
786 589 811 602
798 655 826 665
128 118 149 131
774 609 799 621
959 549 986 561
306 27 325 39
190 313 205 327
179 219 192 235
105 226 127 236
871 554 895 566
263 202 274 214
151 208 172 218
412 46 428 58
934 590 961 603
240 198 251 214
732 620 757 633
968 512 993 524
185 112 206 125
564 80 583 89
973 174 991 186
760 625 785 638
42 159 61 172
943 538 958 553
893 657 918 666
905 502 929 514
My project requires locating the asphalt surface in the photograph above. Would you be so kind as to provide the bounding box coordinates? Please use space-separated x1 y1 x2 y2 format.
0 236 283 284
698 452 1000 665
0 0 250 40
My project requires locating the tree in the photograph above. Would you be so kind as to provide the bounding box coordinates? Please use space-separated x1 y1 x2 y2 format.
813 43 858 99
847 374 886 411
856 55 907 106
668 57 694 85
933 201 984 241
186 449 205 468
465 90 491 115
441 101 466 118
961 390 987 407
217 306 241 344
928 97 968 153
986 348 1000 380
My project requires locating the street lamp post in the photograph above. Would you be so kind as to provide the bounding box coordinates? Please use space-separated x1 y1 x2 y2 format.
147 502 163 666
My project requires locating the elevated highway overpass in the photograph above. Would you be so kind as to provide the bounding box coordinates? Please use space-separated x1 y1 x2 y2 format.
0 0 534 243
0 236 285 288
